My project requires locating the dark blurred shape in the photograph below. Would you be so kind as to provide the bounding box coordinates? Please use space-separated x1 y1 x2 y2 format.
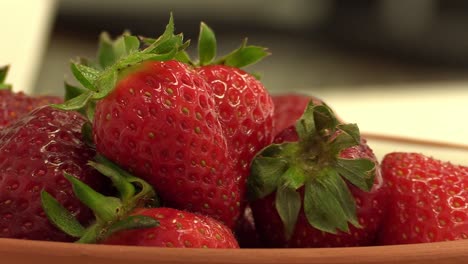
36 0 468 95
324 0 468 66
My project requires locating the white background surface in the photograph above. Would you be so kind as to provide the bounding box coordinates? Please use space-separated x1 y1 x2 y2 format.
301 84 468 165
0 0 57 93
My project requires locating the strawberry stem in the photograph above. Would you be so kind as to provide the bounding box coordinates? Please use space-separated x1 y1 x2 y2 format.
40 191 86 238
247 100 376 238
41 156 160 244
64 173 121 223
53 14 188 113
198 22 217 65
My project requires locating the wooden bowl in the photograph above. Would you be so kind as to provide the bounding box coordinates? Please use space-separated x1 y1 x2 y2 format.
0 238 467 264
1 135 467 263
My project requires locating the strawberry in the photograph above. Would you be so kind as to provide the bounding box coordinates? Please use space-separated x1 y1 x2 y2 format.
196 65 274 199
191 23 274 215
56 18 243 228
0 66 62 129
58 17 273 229
247 100 387 247
272 93 323 136
91 58 244 227
102 207 239 248
0 105 105 241
378 152 468 245
42 156 238 248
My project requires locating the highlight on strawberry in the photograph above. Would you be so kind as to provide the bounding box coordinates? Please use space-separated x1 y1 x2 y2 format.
0 105 107 241
53 14 273 230
377 152 468 245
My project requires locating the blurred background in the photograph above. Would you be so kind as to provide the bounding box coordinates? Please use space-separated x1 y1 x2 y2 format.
32 0 468 95
1 0 468 162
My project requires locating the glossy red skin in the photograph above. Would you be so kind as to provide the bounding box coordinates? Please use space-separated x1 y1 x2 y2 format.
0 90 63 129
378 152 468 245
93 60 240 228
0 106 103 241
197 65 274 211
250 126 388 247
102 207 239 248
272 94 323 136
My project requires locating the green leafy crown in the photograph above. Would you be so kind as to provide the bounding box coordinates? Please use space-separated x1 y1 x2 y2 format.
247 101 376 239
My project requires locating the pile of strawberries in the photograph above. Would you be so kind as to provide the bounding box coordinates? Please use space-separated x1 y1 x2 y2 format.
0 16 467 249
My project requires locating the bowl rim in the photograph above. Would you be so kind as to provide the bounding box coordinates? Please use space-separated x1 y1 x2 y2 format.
1 238 467 264
2 135 467 264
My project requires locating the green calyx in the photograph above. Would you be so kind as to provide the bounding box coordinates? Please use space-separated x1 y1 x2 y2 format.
247 101 376 239
197 22 270 68
168 21 269 70
0 65 12 90
53 14 189 115
41 155 159 244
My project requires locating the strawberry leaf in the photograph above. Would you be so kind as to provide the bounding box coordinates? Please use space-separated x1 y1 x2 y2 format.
52 91 94 111
92 69 117 99
295 102 316 143
248 156 288 199
313 104 339 134
144 34 186 55
221 39 270 68
97 32 140 70
86 100 96 121
336 158 376 191
70 63 99 92
329 124 361 156
64 82 87 101
281 165 306 190
64 173 122 223
88 160 136 202
59 14 186 112
42 156 160 244
188 21 269 70
198 22 217 65
106 215 159 235
41 190 85 238
0 65 8 83
338 123 360 144
0 65 12 90
275 186 301 239
93 155 159 208
304 168 358 234
248 99 376 239
175 50 191 64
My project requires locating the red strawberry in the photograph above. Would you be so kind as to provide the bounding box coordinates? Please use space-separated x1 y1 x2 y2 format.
272 94 323 136
378 152 468 245
92 60 241 226
196 65 274 209
0 66 63 129
193 23 274 216
60 18 273 229
247 101 387 247
0 105 105 241
42 156 238 248
58 20 242 228
197 65 274 182
102 207 239 248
